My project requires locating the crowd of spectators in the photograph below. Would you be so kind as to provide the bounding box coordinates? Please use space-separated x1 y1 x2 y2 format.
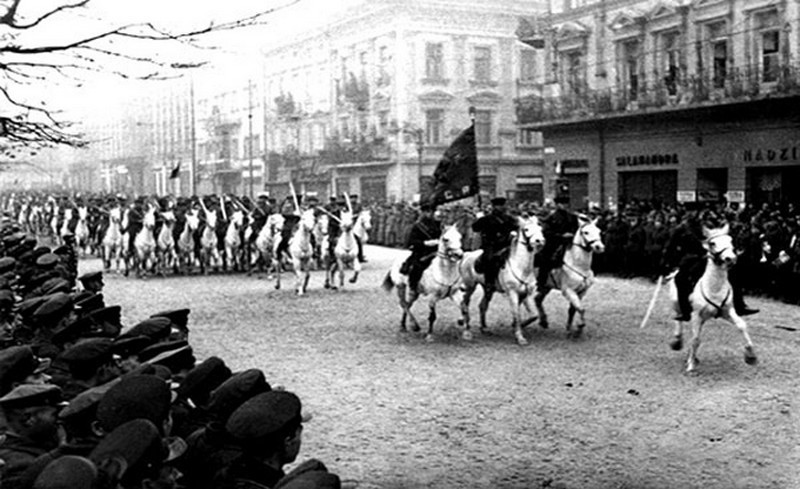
0 216 344 488
366 199 800 305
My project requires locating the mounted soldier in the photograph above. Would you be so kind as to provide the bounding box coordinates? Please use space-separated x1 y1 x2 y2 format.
274 197 300 264
400 202 442 291
536 196 579 290
471 197 517 289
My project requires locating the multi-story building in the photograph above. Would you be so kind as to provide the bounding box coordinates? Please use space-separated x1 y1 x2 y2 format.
260 0 547 203
516 0 800 210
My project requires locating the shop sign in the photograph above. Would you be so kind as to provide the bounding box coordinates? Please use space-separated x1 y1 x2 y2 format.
616 153 679 167
725 191 745 203
743 146 800 162
676 190 696 202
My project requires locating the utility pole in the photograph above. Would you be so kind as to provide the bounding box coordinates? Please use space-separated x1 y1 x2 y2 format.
248 79 254 199
189 76 197 196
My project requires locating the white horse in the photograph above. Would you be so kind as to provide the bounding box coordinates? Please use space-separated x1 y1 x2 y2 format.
667 222 757 373
133 205 158 278
253 213 284 276
157 210 178 275
102 207 124 273
313 213 329 270
74 206 91 258
534 214 605 338
199 204 222 274
382 224 464 342
50 204 61 244
276 209 316 295
224 209 245 272
354 209 372 260
459 215 546 345
59 207 74 245
177 209 200 275
326 210 361 289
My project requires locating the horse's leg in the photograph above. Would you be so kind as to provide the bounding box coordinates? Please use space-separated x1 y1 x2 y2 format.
459 283 475 340
520 293 539 327
507 292 528 346
670 316 684 351
302 262 311 294
560 286 585 338
426 295 438 343
686 312 704 373
293 257 304 295
396 284 416 332
478 288 494 334
349 257 361 284
534 287 550 329
727 310 757 365
273 256 281 289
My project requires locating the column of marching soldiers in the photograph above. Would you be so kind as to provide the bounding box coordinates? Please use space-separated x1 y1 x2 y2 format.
0 207 345 487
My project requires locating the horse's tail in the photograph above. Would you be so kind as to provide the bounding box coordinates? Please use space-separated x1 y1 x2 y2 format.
381 271 395 292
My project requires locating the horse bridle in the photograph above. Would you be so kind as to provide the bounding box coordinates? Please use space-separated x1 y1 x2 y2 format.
519 222 541 252
706 234 734 265
573 223 601 252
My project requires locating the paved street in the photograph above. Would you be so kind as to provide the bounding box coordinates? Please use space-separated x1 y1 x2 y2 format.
82 245 800 489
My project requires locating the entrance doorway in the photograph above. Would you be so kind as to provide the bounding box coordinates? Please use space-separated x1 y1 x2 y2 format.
618 170 677 207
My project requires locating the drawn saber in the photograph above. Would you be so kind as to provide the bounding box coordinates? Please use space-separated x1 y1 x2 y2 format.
639 275 664 329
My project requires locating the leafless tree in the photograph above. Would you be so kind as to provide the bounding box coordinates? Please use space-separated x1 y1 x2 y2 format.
0 0 298 157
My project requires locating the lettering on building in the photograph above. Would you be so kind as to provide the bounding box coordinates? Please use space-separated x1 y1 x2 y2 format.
743 146 800 162
616 154 679 167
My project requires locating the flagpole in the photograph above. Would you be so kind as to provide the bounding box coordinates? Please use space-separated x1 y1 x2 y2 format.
469 106 481 209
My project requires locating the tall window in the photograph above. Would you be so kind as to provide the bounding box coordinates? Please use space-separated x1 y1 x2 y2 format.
754 10 780 82
474 46 492 81
661 31 680 95
425 109 444 145
520 49 537 82
474 110 492 145
563 50 584 95
622 40 640 100
378 111 389 136
359 51 368 80
707 21 727 89
378 46 391 86
425 42 444 79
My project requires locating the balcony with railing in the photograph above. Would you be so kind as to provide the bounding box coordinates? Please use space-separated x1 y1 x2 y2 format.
516 61 800 127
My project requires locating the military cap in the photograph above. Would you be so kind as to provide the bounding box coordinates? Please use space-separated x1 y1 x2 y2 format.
121 317 172 341
71 290 94 305
78 271 102 284
142 342 195 374
0 289 14 307
89 419 167 481
22 236 37 249
73 292 105 314
0 256 16 274
138 340 189 363
32 246 51 257
33 455 97 489
60 338 114 372
274 469 341 489
17 296 47 318
207 369 271 421
2 231 26 245
52 245 71 256
96 375 172 432
0 345 49 394
112 335 155 358
0 383 62 410
32 292 73 324
35 253 60 269
150 308 190 332
151 364 173 382
85 305 122 334
58 377 119 423
490 196 507 206
175 356 231 405
226 390 305 443
39 277 72 296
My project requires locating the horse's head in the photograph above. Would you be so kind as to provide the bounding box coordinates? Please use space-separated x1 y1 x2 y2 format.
299 209 316 231
143 207 156 230
703 223 737 268
185 211 200 231
231 209 244 228
109 207 121 224
339 210 354 230
77 207 88 221
517 215 545 253
575 215 605 254
161 211 176 226
438 224 463 261
205 209 218 230
357 210 372 231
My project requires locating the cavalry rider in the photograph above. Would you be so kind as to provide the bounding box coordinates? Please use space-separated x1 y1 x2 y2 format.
400 201 441 291
274 197 301 262
660 206 758 321
122 196 144 254
325 197 343 260
248 192 271 248
471 196 517 289
536 196 579 290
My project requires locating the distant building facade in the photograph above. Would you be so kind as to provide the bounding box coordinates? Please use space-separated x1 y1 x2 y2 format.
260 0 547 203
516 0 800 210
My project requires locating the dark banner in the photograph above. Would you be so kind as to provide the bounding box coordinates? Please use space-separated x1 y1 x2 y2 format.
424 124 478 206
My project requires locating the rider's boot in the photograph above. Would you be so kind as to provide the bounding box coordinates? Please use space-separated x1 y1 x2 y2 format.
674 272 692 321
730 266 759 316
